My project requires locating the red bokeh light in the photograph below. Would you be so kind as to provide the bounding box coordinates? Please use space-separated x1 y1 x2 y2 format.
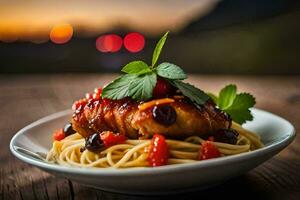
124 32 145 53
96 34 122 53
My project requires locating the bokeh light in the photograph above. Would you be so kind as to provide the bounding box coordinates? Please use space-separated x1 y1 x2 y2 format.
50 24 73 44
96 34 123 53
124 32 145 53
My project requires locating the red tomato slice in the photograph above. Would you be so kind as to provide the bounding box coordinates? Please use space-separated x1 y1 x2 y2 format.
147 134 169 167
100 131 127 148
200 141 221 160
53 129 65 141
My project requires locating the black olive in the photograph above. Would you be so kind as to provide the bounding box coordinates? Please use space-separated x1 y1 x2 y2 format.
85 133 104 152
152 105 177 126
63 123 76 137
213 129 239 144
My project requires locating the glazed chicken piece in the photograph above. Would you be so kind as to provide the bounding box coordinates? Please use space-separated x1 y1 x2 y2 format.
71 97 231 139
72 98 139 139
131 99 231 138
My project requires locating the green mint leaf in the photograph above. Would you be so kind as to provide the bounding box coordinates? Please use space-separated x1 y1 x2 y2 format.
121 61 151 75
101 74 138 100
210 84 256 124
128 73 157 100
218 84 237 109
156 62 187 80
171 80 210 105
152 31 169 67
224 93 256 124
225 109 253 125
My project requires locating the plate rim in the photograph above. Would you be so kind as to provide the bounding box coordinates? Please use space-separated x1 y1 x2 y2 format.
10 108 296 176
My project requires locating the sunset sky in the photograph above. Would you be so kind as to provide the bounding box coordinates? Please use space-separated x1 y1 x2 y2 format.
0 0 219 42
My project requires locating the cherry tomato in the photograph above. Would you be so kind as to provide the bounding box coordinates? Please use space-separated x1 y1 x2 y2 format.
200 141 221 160
153 79 174 98
53 129 65 141
147 134 169 167
100 131 127 148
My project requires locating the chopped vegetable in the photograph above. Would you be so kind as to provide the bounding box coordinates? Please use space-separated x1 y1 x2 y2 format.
100 131 127 148
148 134 169 167
53 129 65 141
200 141 221 160
138 98 174 111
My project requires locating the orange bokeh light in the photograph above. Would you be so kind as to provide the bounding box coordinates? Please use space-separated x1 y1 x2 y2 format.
50 24 73 44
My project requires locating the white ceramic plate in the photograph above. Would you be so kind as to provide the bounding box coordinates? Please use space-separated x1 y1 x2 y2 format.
10 108 295 195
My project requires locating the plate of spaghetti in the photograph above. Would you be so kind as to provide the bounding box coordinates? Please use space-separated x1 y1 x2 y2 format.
10 32 295 194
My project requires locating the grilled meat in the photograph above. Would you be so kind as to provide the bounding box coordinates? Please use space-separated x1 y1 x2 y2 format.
71 97 231 139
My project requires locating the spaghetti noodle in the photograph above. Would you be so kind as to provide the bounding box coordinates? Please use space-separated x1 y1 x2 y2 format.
46 123 263 168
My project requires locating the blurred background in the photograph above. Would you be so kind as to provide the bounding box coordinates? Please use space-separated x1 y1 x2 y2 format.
0 0 299 74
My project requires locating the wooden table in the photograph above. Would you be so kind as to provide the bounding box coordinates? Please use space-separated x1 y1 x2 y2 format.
1 74 299 200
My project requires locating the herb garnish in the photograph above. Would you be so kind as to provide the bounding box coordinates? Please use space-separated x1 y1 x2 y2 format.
208 84 256 124
170 80 210 105
102 32 209 104
101 32 256 124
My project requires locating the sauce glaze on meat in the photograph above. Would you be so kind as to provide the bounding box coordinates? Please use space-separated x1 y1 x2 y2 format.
72 97 231 139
